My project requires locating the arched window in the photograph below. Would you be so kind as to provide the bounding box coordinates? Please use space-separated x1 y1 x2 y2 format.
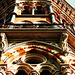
15 70 27 75
40 70 52 75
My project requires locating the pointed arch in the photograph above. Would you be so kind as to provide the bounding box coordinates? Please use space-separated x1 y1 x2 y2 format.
1 41 64 65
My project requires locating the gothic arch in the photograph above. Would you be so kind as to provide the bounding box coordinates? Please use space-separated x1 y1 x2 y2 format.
0 41 65 74
1 41 64 64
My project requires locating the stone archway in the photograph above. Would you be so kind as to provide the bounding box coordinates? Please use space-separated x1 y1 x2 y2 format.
1 41 65 75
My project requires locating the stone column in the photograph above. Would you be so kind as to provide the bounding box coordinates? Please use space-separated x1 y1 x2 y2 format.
10 6 17 23
49 5 56 23
32 7 35 15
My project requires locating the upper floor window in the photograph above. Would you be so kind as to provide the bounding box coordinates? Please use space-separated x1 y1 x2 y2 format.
35 6 45 14
17 2 49 15
21 5 45 15
21 6 32 14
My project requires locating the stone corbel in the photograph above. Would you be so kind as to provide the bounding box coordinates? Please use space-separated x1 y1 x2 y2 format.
62 33 68 51
1 33 8 52
59 33 68 51
59 33 69 56
0 33 3 61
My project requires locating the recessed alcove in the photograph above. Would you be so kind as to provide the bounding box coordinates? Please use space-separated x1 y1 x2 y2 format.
25 57 44 64
21 53 47 64
15 70 27 75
